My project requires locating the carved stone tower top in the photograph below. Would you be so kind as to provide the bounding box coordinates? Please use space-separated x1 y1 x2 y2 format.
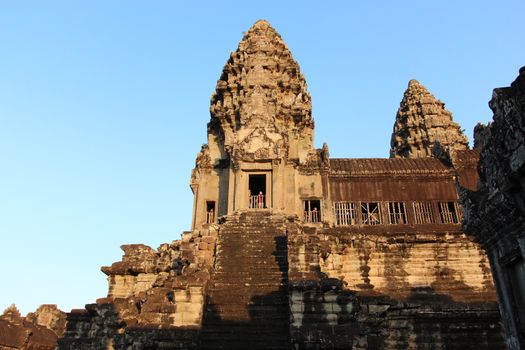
390 79 469 158
207 20 315 167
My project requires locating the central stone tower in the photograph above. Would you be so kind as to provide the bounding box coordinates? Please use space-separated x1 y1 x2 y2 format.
190 20 327 229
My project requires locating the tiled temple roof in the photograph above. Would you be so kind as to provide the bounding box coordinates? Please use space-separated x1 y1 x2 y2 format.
329 157 452 176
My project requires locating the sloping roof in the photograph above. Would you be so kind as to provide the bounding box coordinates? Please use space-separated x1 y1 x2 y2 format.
329 157 451 177
452 149 480 191
453 149 480 167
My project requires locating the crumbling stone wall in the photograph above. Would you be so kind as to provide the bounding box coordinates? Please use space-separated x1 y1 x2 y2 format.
58 227 217 349
0 304 65 350
25 304 67 339
288 224 360 348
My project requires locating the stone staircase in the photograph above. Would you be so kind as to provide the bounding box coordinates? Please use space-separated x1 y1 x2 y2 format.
200 210 290 349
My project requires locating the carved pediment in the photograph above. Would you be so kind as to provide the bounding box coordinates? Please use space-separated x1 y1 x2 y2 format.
254 148 270 159
229 127 286 161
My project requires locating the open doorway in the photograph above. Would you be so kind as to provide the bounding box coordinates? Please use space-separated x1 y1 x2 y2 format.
304 199 321 223
206 201 215 224
249 174 266 208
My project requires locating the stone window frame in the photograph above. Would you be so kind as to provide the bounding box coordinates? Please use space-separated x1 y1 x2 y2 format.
332 201 358 226
303 199 322 224
205 201 216 224
412 201 435 224
437 201 462 224
385 201 408 225
332 201 398 226
242 168 272 210
332 200 462 226
360 202 382 225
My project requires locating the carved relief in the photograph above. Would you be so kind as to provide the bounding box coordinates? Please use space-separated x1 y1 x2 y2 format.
320 142 330 169
254 148 270 159
298 150 319 175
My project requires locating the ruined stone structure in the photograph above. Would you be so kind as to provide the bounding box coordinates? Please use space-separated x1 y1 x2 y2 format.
460 67 525 350
1 20 508 349
0 304 66 350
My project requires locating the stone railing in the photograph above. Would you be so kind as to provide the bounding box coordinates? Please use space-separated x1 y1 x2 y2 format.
206 211 215 224
304 210 320 223
249 195 265 209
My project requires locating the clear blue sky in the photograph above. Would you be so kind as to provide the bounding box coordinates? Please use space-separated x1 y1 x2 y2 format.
1 1 523 315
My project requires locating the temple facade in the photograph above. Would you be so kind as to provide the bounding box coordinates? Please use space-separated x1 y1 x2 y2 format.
190 21 473 232
2 20 510 350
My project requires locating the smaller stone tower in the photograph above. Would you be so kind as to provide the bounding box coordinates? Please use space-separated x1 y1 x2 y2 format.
390 79 469 158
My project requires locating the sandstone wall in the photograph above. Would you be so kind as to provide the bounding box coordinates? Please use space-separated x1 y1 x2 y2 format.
319 232 495 302
287 225 504 349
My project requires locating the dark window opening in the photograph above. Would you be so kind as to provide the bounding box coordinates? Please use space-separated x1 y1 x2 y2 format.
439 201 460 224
206 201 215 224
304 200 321 223
249 174 266 208
333 202 358 225
413 202 434 224
387 202 407 224
361 202 381 225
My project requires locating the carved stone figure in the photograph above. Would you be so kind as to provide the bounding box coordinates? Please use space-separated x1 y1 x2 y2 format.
195 144 211 169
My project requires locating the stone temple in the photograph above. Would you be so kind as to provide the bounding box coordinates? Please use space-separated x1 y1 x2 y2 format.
0 20 511 349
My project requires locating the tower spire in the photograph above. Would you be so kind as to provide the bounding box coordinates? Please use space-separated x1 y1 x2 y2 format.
390 79 469 158
208 19 314 165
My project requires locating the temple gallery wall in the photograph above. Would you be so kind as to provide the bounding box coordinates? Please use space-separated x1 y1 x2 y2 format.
1 20 523 350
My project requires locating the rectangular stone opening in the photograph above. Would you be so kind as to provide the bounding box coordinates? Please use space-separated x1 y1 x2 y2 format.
438 201 461 224
387 202 407 224
360 202 381 225
333 201 358 226
206 201 215 224
249 174 266 208
304 199 321 223
412 201 435 224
